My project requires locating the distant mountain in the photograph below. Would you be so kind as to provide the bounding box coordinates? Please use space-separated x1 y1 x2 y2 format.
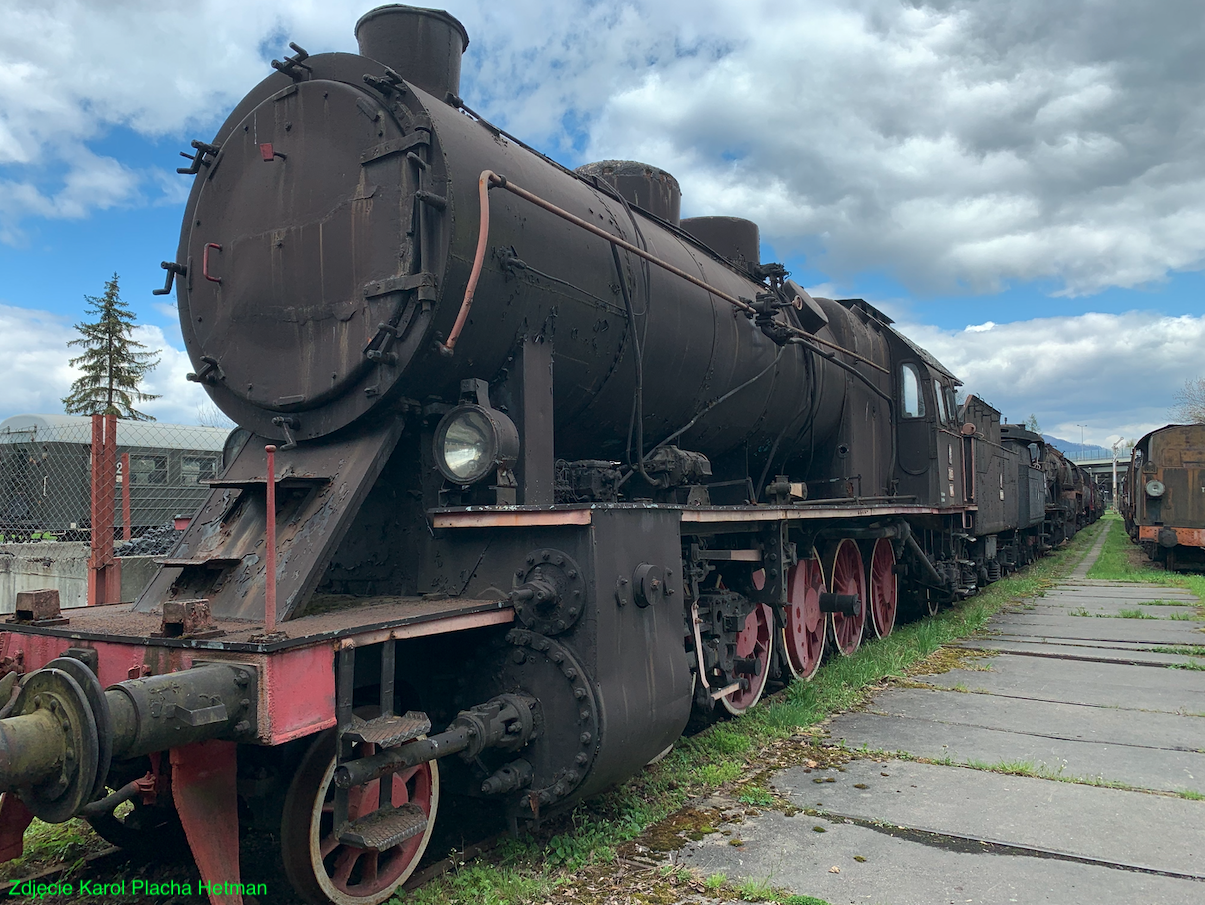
1043 434 1113 460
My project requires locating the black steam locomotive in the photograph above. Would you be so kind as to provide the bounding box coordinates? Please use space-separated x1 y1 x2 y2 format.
0 7 1096 904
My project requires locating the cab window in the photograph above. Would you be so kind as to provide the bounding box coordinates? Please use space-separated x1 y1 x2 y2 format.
933 383 948 424
901 363 925 418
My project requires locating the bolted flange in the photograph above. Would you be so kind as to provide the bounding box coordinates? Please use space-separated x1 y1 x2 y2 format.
509 549 586 636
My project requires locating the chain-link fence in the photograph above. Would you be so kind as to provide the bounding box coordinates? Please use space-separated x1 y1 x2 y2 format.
0 414 231 549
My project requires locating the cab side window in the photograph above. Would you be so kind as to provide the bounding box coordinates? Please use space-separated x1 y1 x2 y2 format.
901 363 925 418
933 382 948 424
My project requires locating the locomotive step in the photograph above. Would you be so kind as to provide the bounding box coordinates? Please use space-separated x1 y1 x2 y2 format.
155 556 242 568
344 711 432 747
205 475 330 489
337 802 428 851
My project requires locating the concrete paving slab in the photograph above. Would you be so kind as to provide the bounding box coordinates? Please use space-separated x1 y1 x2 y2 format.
1028 598 1199 615
777 759 1205 877
825 713 1205 793
837 687 1205 752
956 637 1203 667
1042 586 1198 600
681 809 1205 905
986 614 1205 644
981 634 1196 653
1024 606 1201 623
925 653 1205 713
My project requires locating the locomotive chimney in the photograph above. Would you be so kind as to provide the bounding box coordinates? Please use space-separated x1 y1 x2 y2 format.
355 4 470 102
576 160 682 226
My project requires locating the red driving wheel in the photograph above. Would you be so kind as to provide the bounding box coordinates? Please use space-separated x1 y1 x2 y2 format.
783 550 827 680
281 729 439 905
867 538 898 638
719 603 774 715
824 538 866 656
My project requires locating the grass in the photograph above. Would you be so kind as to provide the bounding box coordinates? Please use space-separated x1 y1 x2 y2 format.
1117 608 1157 619
1152 645 1205 656
1087 514 1205 604
0 819 105 883
405 520 1105 905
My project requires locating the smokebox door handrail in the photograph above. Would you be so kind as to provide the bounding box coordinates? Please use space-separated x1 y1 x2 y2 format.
439 170 887 375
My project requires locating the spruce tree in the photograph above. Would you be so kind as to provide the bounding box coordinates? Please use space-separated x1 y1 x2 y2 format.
62 274 161 421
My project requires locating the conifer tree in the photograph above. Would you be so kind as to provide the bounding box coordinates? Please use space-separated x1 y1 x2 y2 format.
62 274 161 421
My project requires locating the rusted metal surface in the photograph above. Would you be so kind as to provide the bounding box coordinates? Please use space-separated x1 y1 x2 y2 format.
158 599 217 638
261 644 336 744
0 793 33 862
431 502 947 529
4 594 511 654
171 741 243 905
432 507 594 528
13 589 62 623
88 414 120 607
134 418 405 623
1138 525 1205 548
1124 425 1205 569
264 445 278 634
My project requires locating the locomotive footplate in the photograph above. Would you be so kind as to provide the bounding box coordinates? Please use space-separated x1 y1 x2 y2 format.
0 595 514 654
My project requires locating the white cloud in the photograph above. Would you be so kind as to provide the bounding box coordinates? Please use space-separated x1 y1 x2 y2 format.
0 305 211 426
892 309 1205 446
5 1 1205 293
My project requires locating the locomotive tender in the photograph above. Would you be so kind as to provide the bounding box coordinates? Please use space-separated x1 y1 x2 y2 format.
0 7 1093 904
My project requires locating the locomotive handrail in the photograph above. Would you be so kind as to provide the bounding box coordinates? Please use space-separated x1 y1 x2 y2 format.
440 170 888 375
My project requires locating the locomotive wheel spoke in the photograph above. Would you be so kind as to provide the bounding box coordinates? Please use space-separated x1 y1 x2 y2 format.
720 603 774 715
867 538 898 639
783 549 826 681
824 539 866 656
282 729 439 905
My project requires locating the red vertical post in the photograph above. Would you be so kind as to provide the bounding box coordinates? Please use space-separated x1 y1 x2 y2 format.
103 414 120 603
88 415 103 606
264 445 277 634
120 452 131 541
88 414 120 605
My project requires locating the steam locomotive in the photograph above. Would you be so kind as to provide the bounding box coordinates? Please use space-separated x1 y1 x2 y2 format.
1123 424 1205 571
0 7 1097 904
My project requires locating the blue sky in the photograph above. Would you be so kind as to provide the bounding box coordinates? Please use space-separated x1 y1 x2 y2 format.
2 0 1203 445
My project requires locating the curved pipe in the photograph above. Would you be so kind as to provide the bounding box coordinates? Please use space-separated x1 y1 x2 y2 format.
439 170 497 355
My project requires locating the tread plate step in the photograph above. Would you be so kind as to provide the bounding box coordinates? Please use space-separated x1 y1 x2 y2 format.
337 803 427 851
344 711 431 747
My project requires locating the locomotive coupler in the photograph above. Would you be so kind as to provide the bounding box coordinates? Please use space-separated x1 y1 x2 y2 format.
333 692 538 790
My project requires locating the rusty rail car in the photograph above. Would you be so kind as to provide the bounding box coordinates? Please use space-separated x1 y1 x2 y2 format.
0 7 1097 904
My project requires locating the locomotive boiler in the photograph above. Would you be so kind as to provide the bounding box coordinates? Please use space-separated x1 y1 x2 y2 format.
0 7 1070 904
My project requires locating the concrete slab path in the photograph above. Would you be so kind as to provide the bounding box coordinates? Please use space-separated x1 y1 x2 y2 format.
678 521 1205 904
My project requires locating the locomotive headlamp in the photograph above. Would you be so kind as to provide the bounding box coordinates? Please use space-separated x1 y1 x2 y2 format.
434 405 519 485
1145 479 1166 498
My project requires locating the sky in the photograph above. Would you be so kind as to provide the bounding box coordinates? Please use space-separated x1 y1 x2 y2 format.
1 0 1203 447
